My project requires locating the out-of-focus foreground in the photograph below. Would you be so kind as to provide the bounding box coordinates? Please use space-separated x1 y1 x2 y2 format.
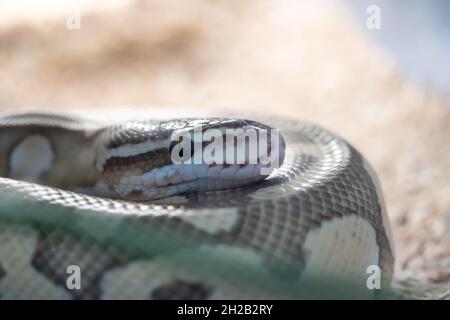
0 0 449 298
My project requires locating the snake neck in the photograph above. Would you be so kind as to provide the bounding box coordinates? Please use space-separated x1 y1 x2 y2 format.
0 125 100 191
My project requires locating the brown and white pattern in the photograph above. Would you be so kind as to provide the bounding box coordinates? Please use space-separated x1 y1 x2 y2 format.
0 112 395 299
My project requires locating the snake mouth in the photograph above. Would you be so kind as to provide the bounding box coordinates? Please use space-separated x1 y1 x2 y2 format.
153 125 284 197
110 138 286 201
94 118 286 201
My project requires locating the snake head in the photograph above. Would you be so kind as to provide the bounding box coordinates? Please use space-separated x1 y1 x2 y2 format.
94 118 286 201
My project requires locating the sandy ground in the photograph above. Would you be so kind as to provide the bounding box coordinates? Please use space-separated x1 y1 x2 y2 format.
0 0 449 298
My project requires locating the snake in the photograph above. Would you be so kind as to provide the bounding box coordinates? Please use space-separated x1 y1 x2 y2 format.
0 111 395 299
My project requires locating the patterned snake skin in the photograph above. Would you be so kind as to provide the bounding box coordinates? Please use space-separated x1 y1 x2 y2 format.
0 112 395 299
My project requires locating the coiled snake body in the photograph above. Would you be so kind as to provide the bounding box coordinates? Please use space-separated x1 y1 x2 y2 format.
0 112 394 299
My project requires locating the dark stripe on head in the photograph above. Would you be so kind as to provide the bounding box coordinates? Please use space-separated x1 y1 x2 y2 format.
102 148 172 172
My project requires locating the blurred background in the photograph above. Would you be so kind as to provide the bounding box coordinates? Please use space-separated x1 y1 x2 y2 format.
0 0 449 298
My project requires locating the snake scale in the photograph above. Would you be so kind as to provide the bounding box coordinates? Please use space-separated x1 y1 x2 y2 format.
0 111 394 299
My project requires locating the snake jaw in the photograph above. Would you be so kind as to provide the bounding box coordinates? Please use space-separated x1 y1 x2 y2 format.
104 141 286 201
93 118 286 201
